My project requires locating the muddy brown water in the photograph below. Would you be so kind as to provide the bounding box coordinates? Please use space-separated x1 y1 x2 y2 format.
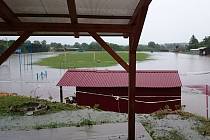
0 52 210 117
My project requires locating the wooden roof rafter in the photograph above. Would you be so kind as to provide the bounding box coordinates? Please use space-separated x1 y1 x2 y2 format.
123 0 149 38
0 0 21 24
0 22 132 33
67 0 79 38
130 0 152 51
0 0 152 37
129 0 151 25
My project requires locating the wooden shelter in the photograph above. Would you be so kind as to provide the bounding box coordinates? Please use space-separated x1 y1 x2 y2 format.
57 70 182 113
0 0 152 139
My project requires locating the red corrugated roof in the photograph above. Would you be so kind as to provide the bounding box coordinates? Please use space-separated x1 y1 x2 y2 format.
57 70 182 88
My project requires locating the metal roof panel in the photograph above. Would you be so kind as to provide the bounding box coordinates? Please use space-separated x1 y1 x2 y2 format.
57 70 182 88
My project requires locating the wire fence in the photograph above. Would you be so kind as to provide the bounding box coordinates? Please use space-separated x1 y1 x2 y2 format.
77 90 181 104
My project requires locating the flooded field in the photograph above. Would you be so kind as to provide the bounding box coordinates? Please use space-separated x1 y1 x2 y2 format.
0 52 74 101
0 52 210 117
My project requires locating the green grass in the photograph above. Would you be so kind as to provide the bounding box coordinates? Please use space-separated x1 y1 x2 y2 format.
0 95 81 116
32 119 97 130
77 119 96 127
35 51 150 69
149 108 210 137
194 117 210 136
33 122 69 130
152 130 186 140
142 120 186 140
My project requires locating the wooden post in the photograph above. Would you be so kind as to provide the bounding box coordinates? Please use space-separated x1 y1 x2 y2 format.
128 36 136 140
0 32 31 65
60 86 63 103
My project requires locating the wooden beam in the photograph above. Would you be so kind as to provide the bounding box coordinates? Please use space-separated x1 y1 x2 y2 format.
0 33 125 36
128 35 137 140
0 0 21 24
129 0 151 25
0 32 31 65
67 0 79 38
131 4 150 50
15 13 131 19
67 0 77 24
89 32 129 72
0 22 131 33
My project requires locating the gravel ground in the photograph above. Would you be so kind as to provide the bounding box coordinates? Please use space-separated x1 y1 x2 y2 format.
1 109 210 140
0 109 127 130
137 114 210 140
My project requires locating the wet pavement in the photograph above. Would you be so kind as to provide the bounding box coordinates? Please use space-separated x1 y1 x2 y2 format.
0 123 152 140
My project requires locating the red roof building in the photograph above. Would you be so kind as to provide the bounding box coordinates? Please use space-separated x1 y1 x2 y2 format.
57 70 182 113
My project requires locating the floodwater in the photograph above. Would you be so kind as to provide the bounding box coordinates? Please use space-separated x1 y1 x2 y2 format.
0 52 210 117
0 52 74 101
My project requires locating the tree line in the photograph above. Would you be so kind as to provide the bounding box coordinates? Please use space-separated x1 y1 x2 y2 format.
1 35 209 54
188 35 210 50
0 40 127 53
0 39 174 54
0 40 49 53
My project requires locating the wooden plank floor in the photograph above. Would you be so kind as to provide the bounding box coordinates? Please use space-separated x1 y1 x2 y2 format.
0 123 152 140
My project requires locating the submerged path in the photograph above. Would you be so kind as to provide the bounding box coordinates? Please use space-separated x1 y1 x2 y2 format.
0 123 152 140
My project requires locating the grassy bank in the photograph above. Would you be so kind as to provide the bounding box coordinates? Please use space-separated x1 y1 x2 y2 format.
0 94 81 116
140 109 210 140
35 51 150 69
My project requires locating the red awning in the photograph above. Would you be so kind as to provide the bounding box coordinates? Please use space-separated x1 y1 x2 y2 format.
57 70 182 88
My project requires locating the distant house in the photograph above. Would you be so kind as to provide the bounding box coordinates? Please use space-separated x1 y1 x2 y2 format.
199 47 210 55
54 47 79 52
190 47 210 55
57 70 182 113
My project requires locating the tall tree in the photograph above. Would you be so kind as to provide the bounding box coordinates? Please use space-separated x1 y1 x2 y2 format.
148 41 156 48
188 35 199 50
0 40 8 53
81 43 88 51
89 42 102 51
33 40 41 45
41 40 47 46
201 36 210 48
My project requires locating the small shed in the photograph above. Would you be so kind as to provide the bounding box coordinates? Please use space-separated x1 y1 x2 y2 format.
199 47 210 56
190 47 210 56
57 70 182 113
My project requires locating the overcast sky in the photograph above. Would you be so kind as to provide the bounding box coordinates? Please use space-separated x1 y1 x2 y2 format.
1 0 210 45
